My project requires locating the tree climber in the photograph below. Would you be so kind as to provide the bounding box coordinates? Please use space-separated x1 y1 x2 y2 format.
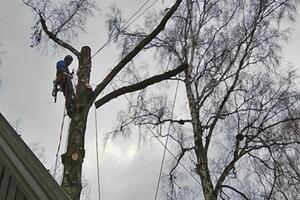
52 55 75 117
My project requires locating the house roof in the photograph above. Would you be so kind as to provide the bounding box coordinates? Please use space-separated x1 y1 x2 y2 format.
0 112 71 200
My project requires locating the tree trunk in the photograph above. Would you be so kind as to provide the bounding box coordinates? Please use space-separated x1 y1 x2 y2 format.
61 46 93 200
184 70 216 200
195 151 217 200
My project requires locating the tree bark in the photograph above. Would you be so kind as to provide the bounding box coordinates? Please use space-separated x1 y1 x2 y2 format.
184 69 216 200
61 46 93 200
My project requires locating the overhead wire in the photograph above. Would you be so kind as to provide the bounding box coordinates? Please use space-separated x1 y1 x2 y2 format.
109 81 201 186
124 0 160 29
94 107 102 200
91 0 160 60
154 79 180 200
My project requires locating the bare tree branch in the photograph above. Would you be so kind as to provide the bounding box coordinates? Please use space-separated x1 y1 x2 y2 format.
39 14 81 57
23 0 95 56
95 63 187 108
92 0 183 100
220 185 251 200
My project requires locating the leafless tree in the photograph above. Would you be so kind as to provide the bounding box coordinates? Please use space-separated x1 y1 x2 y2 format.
107 0 300 199
24 0 186 199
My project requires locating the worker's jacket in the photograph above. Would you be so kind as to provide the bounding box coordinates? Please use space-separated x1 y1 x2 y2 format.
56 60 72 76
56 60 73 98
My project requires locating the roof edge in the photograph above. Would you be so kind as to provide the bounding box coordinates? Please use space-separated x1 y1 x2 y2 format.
0 112 71 200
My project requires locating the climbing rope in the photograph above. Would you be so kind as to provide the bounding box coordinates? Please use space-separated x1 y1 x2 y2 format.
154 79 180 200
53 77 71 179
94 107 102 200
53 107 67 179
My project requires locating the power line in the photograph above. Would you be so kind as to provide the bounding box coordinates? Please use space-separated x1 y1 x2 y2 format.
91 0 160 60
109 81 202 186
154 79 180 200
94 107 102 200
124 0 160 29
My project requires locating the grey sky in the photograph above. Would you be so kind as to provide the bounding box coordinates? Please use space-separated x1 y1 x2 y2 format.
1 0 300 200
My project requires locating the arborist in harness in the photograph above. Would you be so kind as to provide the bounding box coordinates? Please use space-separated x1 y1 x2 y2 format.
52 55 75 117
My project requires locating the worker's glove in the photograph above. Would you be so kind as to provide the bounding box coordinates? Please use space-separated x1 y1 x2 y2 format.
63 72 73 79
68 73 73 79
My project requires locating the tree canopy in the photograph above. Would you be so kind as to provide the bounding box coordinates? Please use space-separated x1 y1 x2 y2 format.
108 0 300 199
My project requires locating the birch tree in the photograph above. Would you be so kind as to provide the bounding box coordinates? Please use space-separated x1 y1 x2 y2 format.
107 0 300 199
24 0 186 199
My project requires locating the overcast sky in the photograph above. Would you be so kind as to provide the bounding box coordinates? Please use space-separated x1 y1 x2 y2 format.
1 1 300 200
